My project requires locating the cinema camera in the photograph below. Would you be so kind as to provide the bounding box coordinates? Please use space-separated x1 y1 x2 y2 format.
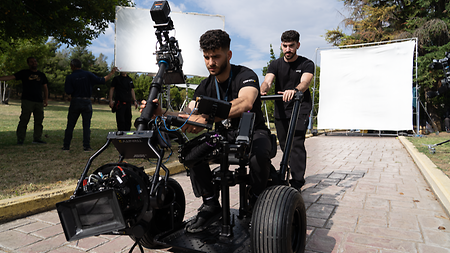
56 1 191 250
427 52 450 98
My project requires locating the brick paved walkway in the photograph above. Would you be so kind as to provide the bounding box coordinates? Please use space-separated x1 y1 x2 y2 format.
0 135 449 252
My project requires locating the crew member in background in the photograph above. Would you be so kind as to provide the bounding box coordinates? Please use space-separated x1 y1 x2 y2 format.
109 72 138 131
0 57 48 145
62 59 117 151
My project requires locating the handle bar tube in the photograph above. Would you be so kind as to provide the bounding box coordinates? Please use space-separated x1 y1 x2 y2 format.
135 61 168 131
260 92 303 184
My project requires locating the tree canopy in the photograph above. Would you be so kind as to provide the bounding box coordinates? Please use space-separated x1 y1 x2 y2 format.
325 0 450 129
1 0 133 47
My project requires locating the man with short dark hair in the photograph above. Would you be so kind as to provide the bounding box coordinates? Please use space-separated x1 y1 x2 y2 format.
0 57 49 145
260 30 315 191
109 72 138 131
144 29 273 233
183 29 273 232
63 59 117 151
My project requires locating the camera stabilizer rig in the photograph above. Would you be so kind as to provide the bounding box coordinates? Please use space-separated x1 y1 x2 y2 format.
425 52 450 152
56 1 189 250
56 1 307 252
428 52 450 99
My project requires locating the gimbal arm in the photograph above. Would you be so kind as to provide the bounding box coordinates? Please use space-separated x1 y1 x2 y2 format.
134 61 167 131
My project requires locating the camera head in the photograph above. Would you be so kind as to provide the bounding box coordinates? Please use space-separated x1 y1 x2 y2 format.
150 0 184 84
429 51 450 70
428 52 450 98
150 1 171 25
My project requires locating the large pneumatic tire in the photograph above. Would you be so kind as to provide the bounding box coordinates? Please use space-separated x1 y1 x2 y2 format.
131 177 186 249
251 185 306 253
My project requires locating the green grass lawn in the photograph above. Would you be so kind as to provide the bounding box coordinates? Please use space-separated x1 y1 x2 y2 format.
0 99 183 200
406 132 450 178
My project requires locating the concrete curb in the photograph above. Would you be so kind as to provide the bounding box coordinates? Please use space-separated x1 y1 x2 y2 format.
399 136 450 217
0 162 186 223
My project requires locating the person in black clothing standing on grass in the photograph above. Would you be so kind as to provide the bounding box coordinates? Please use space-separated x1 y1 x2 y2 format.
62 59 117 151
260 30 314 191
109 72 138 131
0 57 49 145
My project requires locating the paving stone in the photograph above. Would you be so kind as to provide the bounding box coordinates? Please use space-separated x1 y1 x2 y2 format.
340 242 378 252
0 219 33 232
417 215 450 232
307 217 327 228
422 229 450 248
389 199 416 209
418 243 450 253
47 246 86 252
16 233 67 253
305 228 344 253
0 230 41 250
306 203 336 219
68 236 109 251
364 197 390 211
354 183 377 194
14 221 51 234
29 210 61 225
31 224 64 239
389 213 420 231
86 235 135 253
356 224 423 242
345 233 417 252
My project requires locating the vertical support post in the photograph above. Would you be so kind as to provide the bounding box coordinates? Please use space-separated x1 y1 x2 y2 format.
220 141 232 237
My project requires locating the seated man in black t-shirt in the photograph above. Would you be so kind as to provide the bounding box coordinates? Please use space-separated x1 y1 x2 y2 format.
145 29 273 233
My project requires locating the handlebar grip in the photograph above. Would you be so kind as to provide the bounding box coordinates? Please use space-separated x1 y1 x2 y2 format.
260 95 283 101
261 91 303 101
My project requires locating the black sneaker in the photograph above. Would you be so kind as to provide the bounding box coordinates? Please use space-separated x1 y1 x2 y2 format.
62 146 70 151
83 147 93 152
185 203 222 233
32 140 47 144
290 179 304 192
17 140 24 145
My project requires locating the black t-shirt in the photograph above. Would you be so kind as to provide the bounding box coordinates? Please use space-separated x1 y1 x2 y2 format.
267 56 314 119
194 64 267 131
14 69 48 102
111 75 135 102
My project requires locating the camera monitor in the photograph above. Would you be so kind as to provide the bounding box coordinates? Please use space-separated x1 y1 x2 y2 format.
197 96 231 120
56 189 126 241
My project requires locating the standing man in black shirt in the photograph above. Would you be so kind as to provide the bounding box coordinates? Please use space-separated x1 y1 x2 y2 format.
62 59 117 151
260 30 315 191
109 72 138 131
0 57 49 145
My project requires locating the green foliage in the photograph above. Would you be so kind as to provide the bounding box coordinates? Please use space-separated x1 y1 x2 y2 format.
0 37 55 76
130 73 153 101
0 0 134 47
169 87 183 110
0 38 116 99
326 0 450 129
261 44 280 122
186 76 206 85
